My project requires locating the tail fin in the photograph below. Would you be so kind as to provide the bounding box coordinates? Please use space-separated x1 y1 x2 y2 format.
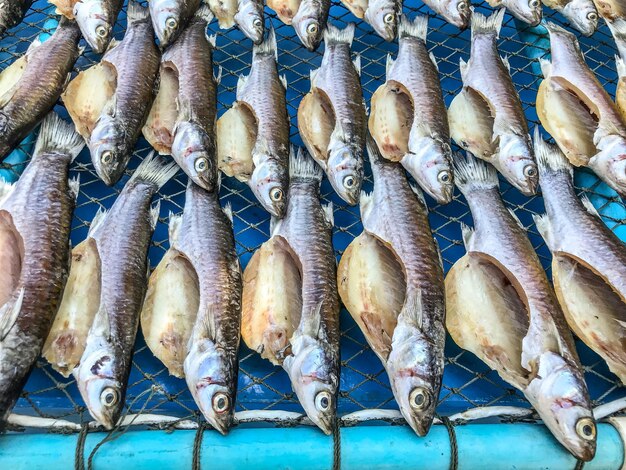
324 23 355 46
254 27 277 59
398 15 427 41
471 8 505 39
129 152 179 190
533 127 573 177
33 112 85 162
194 4 214 23
128 0 150 24
453 152 499 192
365 134 382 165
290 147 323 182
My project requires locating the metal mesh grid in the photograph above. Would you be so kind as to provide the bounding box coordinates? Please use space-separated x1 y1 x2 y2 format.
1 0 625 431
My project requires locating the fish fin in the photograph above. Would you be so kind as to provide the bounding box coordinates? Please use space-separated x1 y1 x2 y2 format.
385 54 394 76
544 20 570 35
501 55 511 74
617 56 626 78
471 8 505 40
532 213 555 251
168 212 183 246
26 37 42 55
88 207 108 236
539 58 552 78
398 15 427 40
69 176 80 201
0 288 24 340
270 217 282 236
254 26 277 60
223 202 234 224
461 223 474 250
0 181 16 205
129 152 179 190
398 291 423 329
434 237 444 270
533 127 573 177
193 305 217 342
580 195 601 218
453 152 499 191
507 208 524 230
206 33 217 49
429 52 439 72
91 305 111 341
280 74 288 90
214 65 222 85
33 112 85 162
127 0 149 23
324 23 355 46
290 147 323 181
150 201 161 231
360 191 374 224
297 302 323 338
236 74 249 99
310 68 319 87
322 202 334 227
410 183 428 211
353 54 361 76
459 58 468 82
195 4 214 23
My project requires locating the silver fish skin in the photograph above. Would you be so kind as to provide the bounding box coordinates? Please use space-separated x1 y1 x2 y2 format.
74 0 123 54
422 0 470 28
454 10 538 195
0 0 33 37
292 0 330 51
278 149 340 435
180 183 242 435
487 0 542 24
73 154 178 430
0 18 81 162
149 0 200 47
610 18 626 62
90 1 161 186
236 28 289 217
235 0 264 44
363 0 400 41
451 154 595 461
0 113 84 426
166 7 219 192
543 0 598 35
385 16 454 204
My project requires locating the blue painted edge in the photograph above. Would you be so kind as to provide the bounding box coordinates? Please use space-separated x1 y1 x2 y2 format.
0 423 622 469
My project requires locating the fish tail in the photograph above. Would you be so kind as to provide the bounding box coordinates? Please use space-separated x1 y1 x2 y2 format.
398 15 427 41
127 0 150 24
533 127 573 176
129 152 179 190
290 147 323 182
254 27 277 59
453 152 499 191
324 23 355 46
88 207 108 236
471 8 505 39
33 112 85 162
195 4 214 24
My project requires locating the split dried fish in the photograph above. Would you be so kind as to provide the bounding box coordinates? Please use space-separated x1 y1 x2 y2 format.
339 0 399 40
217 28 289 217
533 131 626 383
242 149 340 434
537 22 626 196
235 0 264 44
448 9 538 195
369 16 454 204
149 0 200 47
0 18 81 162
0 0 33 37
144 7 219 192
592 0 626 21
337 137 446 436
422 0 470 29
63 1 160 186
487 0 542 24
292 0 330 50
73 154 178 429
71 0 123 54
267 0 301 24
298 23 366 205
0 113 84 426
542 0 598 35
445 153 596 461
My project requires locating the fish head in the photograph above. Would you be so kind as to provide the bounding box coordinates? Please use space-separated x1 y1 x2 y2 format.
364 0 398 41
90 117 127 186
403 137 454 204
150 0 184 47
249 154 288 217
75 349 125 430
283 335 338 435
562 0 598 36
439 0 471 29
497 133 538 195
234 0 264 44
185 339 237 434
292 2 325 51
590 134 626 196
507 0 542 26
527 352 596 461
172 121 218 192
327 141 364 205
386 322 439 436
74 0 114 54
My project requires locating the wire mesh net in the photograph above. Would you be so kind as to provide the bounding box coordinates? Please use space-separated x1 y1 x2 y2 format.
1 0 625 432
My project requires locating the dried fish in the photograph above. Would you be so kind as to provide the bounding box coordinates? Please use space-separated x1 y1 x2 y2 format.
207 0 238 28
542 0 598 35
292 0 330 50
267 0 301 24
339 0 399 40
592 0 626 21
422 0 470 29
0 113 84 425
446 153 596 461
0 0 33 37
610 18 626 62
235 0 264 44
72 0 123 53
487 0 542 24
149 0 201 47
337 137 445 436
298 23 366 205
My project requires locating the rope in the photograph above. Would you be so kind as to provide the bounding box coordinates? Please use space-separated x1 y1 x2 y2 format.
332 416 341 470
440 416 459 470
74 423 89 470
192 422 207 470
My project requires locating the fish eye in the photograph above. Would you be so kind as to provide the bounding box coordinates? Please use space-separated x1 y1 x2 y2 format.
575 418 596 441
523 164 537 178
587 11 597 21
307 23 319 35
100 387 119 407
194 157 208 172
253 18 263 28
270 187 283 202
409 387 430 411
96 25 108 38
529 0 540 7
101 150 113 165
383 13 395 24
438 170 452 184
166 17 178 29
343 175 357 189
212 392 230 414
315 391 332 412
457 1 467 10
